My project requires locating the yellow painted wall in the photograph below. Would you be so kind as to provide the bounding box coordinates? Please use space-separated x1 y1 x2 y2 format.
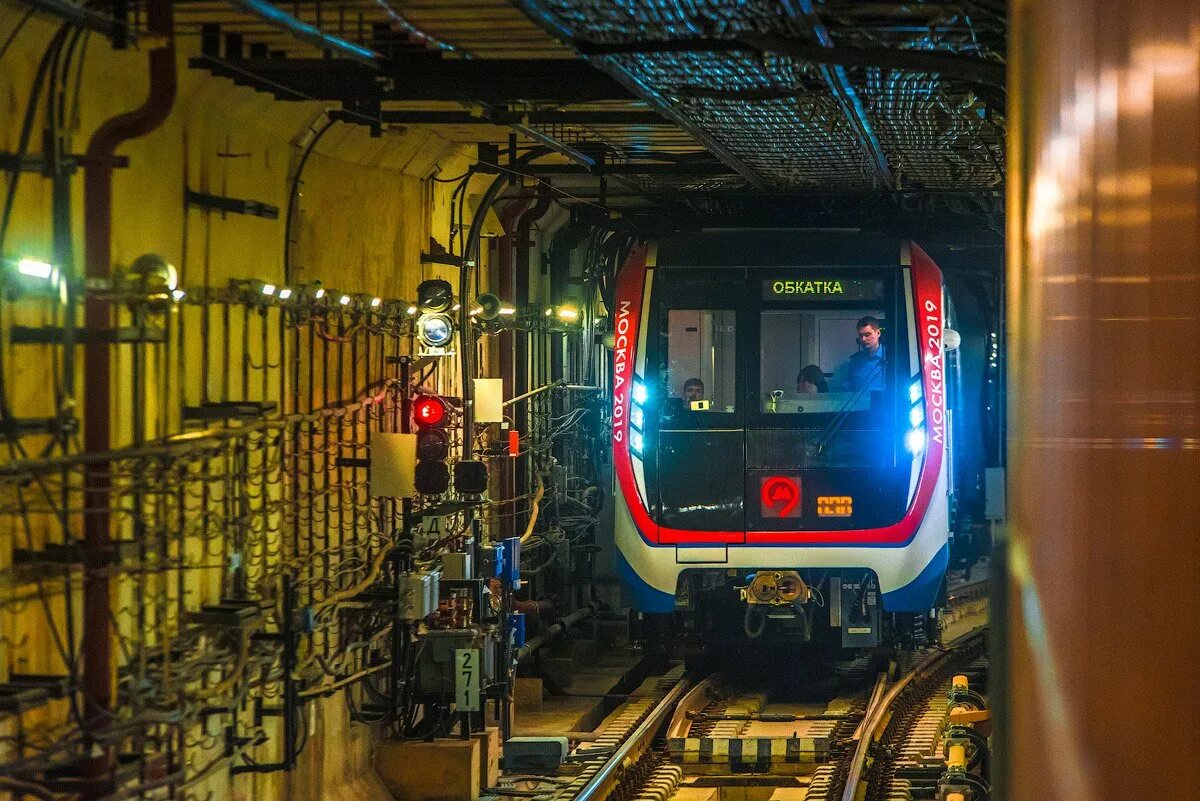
0 7 502 800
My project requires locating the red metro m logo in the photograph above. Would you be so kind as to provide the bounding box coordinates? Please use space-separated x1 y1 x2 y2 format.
760 476 802 519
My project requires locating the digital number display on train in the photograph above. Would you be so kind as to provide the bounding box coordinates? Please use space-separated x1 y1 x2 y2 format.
762 278 885 301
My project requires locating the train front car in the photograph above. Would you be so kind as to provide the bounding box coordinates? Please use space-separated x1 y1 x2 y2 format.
612 232 953 648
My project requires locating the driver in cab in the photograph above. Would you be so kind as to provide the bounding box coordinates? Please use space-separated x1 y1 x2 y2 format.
833 316 886 392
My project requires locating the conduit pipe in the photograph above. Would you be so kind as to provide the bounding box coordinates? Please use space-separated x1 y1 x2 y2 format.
81 0 176 792
517 603 596 660
225 0 378 65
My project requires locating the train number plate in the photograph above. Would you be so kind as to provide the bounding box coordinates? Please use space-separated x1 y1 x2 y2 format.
816 495 854 517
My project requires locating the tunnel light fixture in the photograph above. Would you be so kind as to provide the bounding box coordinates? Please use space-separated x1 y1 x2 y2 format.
406 305 418 315
544 307 554 317
556 305 579 322
277 287 293 300
261 283 276 296
371 296 382 308
17 258 55 279
452 303 461 311
314 288 326 300
339 294 352 306
172 289 186 302
497 305 516 316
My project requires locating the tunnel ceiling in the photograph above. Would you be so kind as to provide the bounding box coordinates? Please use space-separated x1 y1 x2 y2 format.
100 0 1006 234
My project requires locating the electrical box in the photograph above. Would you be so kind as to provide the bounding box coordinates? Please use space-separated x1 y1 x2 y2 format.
416 629 495 697
370 432 416 498
829 574 880 648
502 737 568 773
398 571 439 620
498 537 521 589
474 378 504 423
442 551 473 581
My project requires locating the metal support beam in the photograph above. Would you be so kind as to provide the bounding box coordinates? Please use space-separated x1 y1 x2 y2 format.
190 55 632 104
224 0 378 65
356 110 668 126
525 162 735 176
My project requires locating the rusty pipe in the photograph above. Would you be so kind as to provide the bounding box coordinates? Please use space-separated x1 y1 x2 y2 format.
81 0 175 790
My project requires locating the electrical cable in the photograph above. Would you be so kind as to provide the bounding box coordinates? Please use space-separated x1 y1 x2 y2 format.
0 6 35 64
283 114 337 283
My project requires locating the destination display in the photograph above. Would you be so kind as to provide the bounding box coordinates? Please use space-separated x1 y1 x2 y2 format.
762 277 886 301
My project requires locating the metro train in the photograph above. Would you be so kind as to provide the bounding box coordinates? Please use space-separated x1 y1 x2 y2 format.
611 232 957 647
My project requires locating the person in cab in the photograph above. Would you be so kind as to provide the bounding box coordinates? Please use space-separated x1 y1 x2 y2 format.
833 316 886 392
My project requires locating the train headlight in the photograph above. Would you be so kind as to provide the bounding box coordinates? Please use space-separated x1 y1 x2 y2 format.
629 429 645 456
417 313 454 348
904 428 926 455
632 380 648 406
909 405 925 428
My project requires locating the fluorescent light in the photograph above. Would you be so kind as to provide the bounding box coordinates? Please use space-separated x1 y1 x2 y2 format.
314 288 326 299
452 303 461 311
277 288 293 300
556 305 579 321
406 305 418 315
498 305 516 316
339 294 351 306
261 283 276 296
371 297 382 308
17 258 54 279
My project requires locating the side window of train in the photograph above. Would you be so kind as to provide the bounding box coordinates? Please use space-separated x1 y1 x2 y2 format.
660 309 737 423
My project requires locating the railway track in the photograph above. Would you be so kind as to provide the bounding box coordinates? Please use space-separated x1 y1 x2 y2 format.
494 625 989 801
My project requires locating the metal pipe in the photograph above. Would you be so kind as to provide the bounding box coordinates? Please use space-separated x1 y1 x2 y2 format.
17 0 139 40
81 0 176 793
461 149 550 458
517 603 596 660
225 0 378 65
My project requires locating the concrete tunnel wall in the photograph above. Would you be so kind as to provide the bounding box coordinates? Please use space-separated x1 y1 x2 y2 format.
0 8 526 799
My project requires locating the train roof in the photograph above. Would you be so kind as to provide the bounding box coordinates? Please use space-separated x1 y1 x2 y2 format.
652 231 909 269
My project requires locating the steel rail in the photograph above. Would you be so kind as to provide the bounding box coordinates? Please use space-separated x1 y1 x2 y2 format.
573 675 694 801
666 675 720 740
840 628 988 801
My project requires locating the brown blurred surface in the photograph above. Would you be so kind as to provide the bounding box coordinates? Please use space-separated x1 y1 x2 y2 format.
1008 1 1200 798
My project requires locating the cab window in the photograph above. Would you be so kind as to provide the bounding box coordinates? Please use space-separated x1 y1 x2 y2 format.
661 309 736 420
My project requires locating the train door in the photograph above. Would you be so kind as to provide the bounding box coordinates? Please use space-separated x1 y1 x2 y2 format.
650 272 746 542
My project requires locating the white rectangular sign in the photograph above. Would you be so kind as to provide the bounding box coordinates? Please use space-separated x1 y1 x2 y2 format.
455 648 481 712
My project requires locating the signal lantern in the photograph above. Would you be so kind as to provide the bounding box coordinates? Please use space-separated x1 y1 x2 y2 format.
413 395 447 428
413 394 452 495
416 278 454 313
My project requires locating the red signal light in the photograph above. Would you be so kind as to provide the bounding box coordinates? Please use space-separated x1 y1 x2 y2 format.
413 395 448 428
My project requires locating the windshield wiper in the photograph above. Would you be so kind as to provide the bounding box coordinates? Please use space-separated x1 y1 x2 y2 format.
814 358 885 455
